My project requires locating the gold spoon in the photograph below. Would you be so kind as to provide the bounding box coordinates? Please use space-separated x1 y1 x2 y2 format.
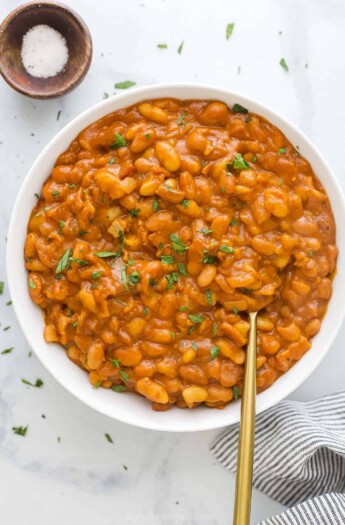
233 310 258 525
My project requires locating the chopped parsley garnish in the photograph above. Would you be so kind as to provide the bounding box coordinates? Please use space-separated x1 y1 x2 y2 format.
198 228 213 236
130 208 140 218
108 157 115 165
59 220 65 230
128 271 141 286
178 262 187 276
143 306 149 317
226 23 235 40
161 255 175 265
121 265 130 291
220 245 234 254
114 80 136 89
177 112 187 126
278 148 287 154
233 307 239 315
120 370 129 381
1 347 13 355
68 183 75 188
180 199 190 208
192 342 198 351
112 385 125 392
252 155 257 163
6 300 12 306
179 306 189 312
21 378 44 388
145 133 151 140
232 103 248 114
233 153 250 170
280 58 289 72
110 133 127 149
309 249 314 258
91 271 102 280
206 290 213 305
188 325 196 335
230 218 237 227
170 233 188 254
165 272 179 290
177 40 184 54
210 346 220 359
29 278 37 289
157 43 168 49
105 433 114 443
12 426 28 437
202 251 217 265
245 117 253 123
94 230 124 261
153 197 159 212
111 359 121 368
212 324 218 339
94 381 102 389
233 385 240 399
188 314 204 324
94 251 120 258
52 190 60 198
56 248 72 274
115 298 128 307
69 257 89 266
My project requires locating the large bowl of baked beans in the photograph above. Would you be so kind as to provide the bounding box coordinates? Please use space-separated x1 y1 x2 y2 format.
7 85 345 431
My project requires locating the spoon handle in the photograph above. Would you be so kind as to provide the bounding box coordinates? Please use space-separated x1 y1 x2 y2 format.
233 311 258 525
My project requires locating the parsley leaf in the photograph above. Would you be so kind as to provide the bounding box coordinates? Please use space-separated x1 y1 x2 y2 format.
165 272 179 290
130 208 140 218
22 378 44 388
0 282 4 294
91 271 102 280
188 314 204 324
180 199 190 208
233 306 239 315
220 245 234 254
232 103 248 114
69 257 89 266
110 133 127 149
12 426 28 437
198 228 213 236
179 306 189 312
206 290 213 305
233 153 250 170
112 385 125 392
177 40 184 54
153 197 159 212
105 433 114 443
177 262 187 276
128 271 141 286
56 248 72 274
157 43 168 49
210 346 220 360
114 80 136 89
121 265 130 291
170 233 188 254
29 278 37 289
1 347 13 355
202 251 217 265
161 255 175 265
278 148 287 154
280 58 289 72
192 342 198 351
226 23 235 40
120 370 129 381
177 112 187 126
233 385 240 399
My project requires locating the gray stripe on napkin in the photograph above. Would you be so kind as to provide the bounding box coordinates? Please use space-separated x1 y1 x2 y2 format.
210 391 345 509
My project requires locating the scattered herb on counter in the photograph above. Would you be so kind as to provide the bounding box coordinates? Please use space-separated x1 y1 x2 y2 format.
3 326 10 331
157 43 168 49
0 282 4 294
34 193 39 199
41 414 46 419
1 347 13 355
57 110 61 121
110 133 127 149
115 80 136 89
105 433 114 444
123 465 128 471
233 385 240 399
22 378 44 388
57 437 61 443
226 23 235 40
103 92 110 99
210 346 220 359
12 426 28 437
232 103 248 114
206 290 213 305
280 58 289 72
177 41 184 54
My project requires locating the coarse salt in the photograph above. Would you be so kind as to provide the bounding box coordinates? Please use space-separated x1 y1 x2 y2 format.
21 24 69 79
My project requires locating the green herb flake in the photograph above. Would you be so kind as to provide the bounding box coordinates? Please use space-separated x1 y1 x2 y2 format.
94 251 118 258
56 248 72 274
157 43 168 49
226 23 235 40
111 359 121 368
91 271 102 280
188 325 196 335
3 326 10 331
198 228 213 236
188 314 204 324
170 233 188 254
110 133 127 149
220 245 234 254
34 193 39 199
68 183 75 189
108 157 115 165
6 300 12 306
1 347 13 355
280 58 289 72
177 40 184 54
130 208 140 218
202 252 217 265
94 381 102 389
145 133 151 140
120 370 129 381
191 342 198 351
233 385 241 399
69 257 89 266
233 307 239 315
230 218 237 227
21 378 44 388
59 221 65 230
177 262 187 276
165 272 179 290
252 155 257 163
205 290 213 305
105 433 114 444
177 112 187 126
0 282 4 295
121 265 130 291
153 197 159 212
114 80 136 89
52 190 60 198
29 278 37 289
143 306 149 317
12 426 28 437
212 324 218 339
179 306 189 312
210 346 220 360
232 103 248 114
161 255 175 265
279 178 284 186
233 153 250 170
79 231 88 237
180 199 190 208
245 117 253 123
278 148 287 154
128 271 141 286
309 249 314 258
112 385 125 392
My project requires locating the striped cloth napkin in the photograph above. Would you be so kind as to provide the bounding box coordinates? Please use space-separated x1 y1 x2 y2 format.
210 391 345 524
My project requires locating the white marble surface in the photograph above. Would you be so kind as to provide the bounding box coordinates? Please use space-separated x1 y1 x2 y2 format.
1 0 345 523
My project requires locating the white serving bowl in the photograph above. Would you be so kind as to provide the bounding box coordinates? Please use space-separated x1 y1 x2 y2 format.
7 84 345 432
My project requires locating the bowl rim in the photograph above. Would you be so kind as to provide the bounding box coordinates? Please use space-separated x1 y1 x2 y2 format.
0 0 93 99
7 83 345 432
